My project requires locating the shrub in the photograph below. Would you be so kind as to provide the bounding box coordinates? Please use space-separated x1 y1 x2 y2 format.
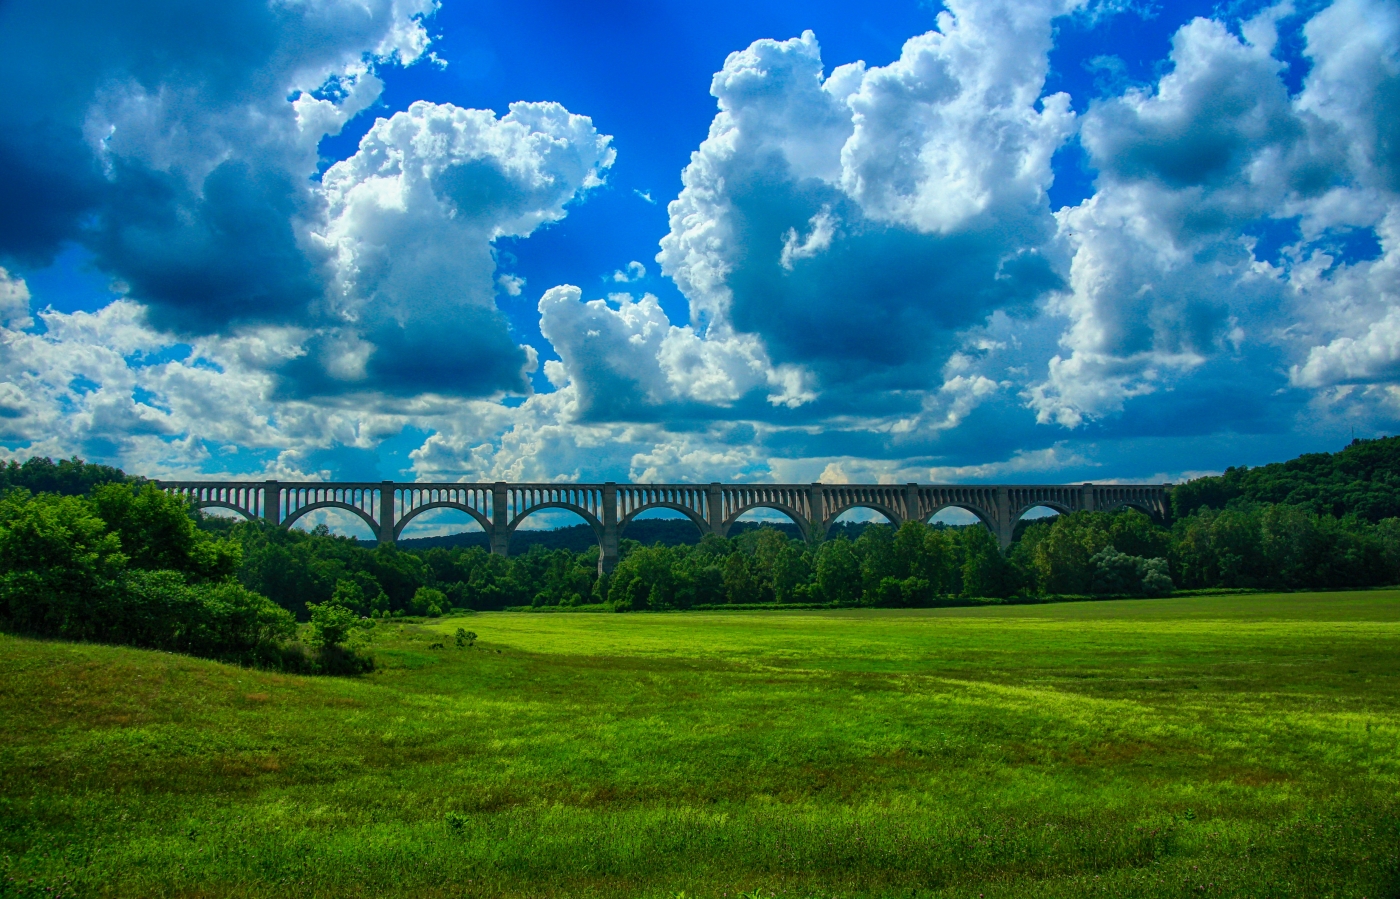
410 586 447 617
1088 547 1174 597
118 570 298 663
305 597 374 674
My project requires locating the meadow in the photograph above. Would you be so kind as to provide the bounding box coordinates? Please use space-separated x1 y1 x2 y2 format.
2 593 1398 898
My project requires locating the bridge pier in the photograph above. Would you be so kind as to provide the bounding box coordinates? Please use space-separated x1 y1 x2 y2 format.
809 483 826 541
599 482 619 577
263 479 281 525
490 482 510 558
995 485 1014 550
378 480 397 546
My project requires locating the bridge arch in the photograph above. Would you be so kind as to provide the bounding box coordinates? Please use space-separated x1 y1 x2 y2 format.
619 502 710 538
721 503 810 542
504 502 604 554
394 502 492 540
282 502 379 536
1098 499 1159 518
823 501 903 534
191 500 258 521
1014 500 1073 519
925 503 998 535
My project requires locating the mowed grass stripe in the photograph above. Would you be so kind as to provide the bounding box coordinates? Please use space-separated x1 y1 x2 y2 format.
1 592 1398 897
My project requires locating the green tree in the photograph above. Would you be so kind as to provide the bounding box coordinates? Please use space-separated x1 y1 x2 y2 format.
0 456 128 497
92 482 239 581
0 489 126 637
1031 512 1112 595
410 586 447 616
855 524 897 600
960 525 1017 598
771 543 811 603
815 538 861 605
722 552 760 604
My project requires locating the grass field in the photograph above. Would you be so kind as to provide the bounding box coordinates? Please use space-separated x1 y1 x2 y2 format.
2 593 1399 898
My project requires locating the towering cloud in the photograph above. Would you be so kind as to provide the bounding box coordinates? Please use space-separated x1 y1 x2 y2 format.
655 2 1075 400
2 0 1399 488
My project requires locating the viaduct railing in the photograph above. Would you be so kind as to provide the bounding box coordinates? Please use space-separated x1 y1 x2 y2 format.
157 480 1172 574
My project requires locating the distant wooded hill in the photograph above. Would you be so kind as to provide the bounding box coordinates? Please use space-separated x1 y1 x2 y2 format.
1171 436 1400 521
394 519 879 553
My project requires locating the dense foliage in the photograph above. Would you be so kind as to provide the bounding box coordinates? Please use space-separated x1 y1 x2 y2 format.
222 519 602 615
5 441 1400 662
221 501 1400 614
1171 435 1400 521
0 484 305 667
0 456 129 496
0 464 369 672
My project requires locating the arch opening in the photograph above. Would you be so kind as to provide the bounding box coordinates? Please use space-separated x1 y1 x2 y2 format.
1101 500 1160 520
505 505 602 556
284 505 378 542
620 505 707 546
1011 503 1067 543
395 505 490 546
825 504 900 541
192 501 256 522
925 503 998 533
723 505 809 542
926 506 981 528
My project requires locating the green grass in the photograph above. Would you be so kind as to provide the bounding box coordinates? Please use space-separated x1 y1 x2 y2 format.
2 593 1399 898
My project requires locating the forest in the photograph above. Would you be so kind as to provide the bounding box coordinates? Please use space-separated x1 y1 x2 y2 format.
4 438 1400 669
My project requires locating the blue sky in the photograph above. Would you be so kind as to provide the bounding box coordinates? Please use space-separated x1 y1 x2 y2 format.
1 0 1397 502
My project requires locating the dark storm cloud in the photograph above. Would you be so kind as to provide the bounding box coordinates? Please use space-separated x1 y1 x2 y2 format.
89 159 326 330
719 174 1061 379
0 0 430 323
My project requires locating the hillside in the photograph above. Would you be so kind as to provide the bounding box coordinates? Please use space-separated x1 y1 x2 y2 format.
2 595 1397 896
1172 435 1400 520
393 518 870 552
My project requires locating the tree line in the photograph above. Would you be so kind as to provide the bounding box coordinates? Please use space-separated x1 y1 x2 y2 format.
0 463 371 673
4 440 1400 670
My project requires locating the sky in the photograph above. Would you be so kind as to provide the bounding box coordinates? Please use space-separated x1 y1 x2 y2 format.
1 0 1398 510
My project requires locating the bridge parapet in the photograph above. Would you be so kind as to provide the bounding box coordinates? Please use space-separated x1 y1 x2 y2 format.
158 478 1173 573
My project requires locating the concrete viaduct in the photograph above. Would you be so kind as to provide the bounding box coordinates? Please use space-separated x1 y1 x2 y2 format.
159 480 1172 574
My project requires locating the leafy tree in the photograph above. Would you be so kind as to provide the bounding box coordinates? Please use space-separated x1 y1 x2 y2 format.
305 596 373 674
904 523 960 594
855 524 897 599
722 552 761 604
0 489 126 637
1088 547 1173 597
1029 512 1108 594
93 483 239 581
0 456 129 497
770 543 811 603
306 598 361 650
411 586 447 617
960 525 1017 598
815 538 861 605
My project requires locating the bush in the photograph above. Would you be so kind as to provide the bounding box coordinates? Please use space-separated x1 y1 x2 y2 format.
118 570 299 663
305 598 374 674
1088 547 1174 597
410 586 447 617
